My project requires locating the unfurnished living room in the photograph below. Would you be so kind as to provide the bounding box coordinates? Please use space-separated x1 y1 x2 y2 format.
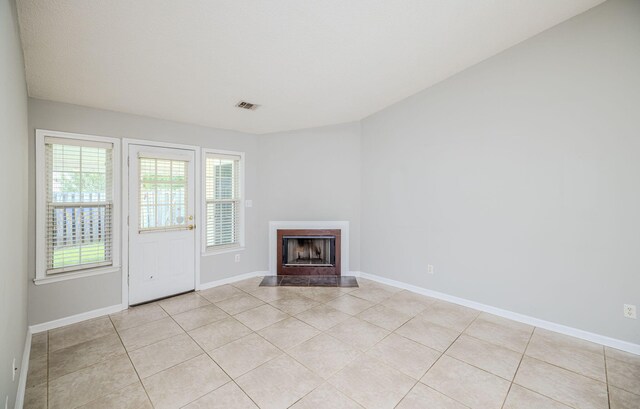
1 0 640 408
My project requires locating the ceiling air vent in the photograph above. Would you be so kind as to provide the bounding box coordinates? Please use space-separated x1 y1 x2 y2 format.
236 101 259 110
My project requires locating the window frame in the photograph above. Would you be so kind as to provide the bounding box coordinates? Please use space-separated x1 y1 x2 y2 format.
35 129 121 285
201 148 245 255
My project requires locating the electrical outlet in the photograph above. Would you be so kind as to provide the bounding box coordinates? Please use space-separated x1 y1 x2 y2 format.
624 304 637 319
427 264 434 274
11 358 16 381
234 254 241 263
245 200 253 208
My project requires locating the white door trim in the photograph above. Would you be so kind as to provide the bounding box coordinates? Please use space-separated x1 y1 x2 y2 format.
121 138 201 307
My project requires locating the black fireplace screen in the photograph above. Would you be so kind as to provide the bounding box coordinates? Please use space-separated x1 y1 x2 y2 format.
282 236 335 267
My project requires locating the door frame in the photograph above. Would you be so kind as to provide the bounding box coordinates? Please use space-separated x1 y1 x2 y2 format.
121 138 201 307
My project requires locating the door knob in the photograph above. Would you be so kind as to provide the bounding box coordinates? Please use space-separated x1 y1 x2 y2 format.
187 224 195 230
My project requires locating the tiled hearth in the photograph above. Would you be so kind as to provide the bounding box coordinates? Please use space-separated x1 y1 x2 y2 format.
260 275 358 288
23 276 640 409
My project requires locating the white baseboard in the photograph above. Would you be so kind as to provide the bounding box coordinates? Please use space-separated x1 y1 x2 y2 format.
198 270 271 291
358 272 640 356
29 304 126 334
28 271 271 333
14 329 32 409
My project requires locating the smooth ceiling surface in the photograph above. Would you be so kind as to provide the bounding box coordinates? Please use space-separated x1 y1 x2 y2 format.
17 0 604 134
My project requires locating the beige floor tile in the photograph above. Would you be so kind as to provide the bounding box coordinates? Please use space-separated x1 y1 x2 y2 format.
326 294 375 315
606 347 640 365
357 304 411 331
172 304 228 331
23 382 47 409
48 316 115 352
514 356 608 409
184 381 258 408
503 384 572 409
110 303 168 331
290 382 364 409
142 354 230 409
198 284 245 303
249 286 296 302
328 354 416 409
188 316 252 351
129 333 203 378
296 304 352 330
257 317 320 350
269 294 319 315
231 276 264 292
77 381 153 409
395 315 460 352
446 334 523 380
118 317 184 351
209 333 282 378
381 291 434 316
158 292 211 315
367 333 441 380
48 354 138 409
326 317 390 351
348 286 395 304
464 313 533 353
606 355 640 396
419 300 480 332
609 386 640 409
236 355 323 409
288 333 361 379
30 332 48 359
299 287 345 303
26 354 47 388
396 383 467 409
215 293 265 315
234 304 289 331
525 328 605 382
422 355 511 409
49 332 125 380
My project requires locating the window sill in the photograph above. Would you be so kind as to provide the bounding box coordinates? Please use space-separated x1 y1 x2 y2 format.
202 246 245 257
34 266 120 285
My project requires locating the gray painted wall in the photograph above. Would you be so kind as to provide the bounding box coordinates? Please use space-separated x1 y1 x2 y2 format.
27 99 263 324
0 0 29 406
361 0 640 343
257 122 362 271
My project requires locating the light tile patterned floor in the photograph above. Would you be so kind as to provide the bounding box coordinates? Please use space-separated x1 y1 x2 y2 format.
23 277 640 409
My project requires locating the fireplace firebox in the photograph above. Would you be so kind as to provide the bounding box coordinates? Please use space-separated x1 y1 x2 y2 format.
277 229 341 275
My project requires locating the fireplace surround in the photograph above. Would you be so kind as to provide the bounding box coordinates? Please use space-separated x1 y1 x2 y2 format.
277 229 341 275
268 221 349 275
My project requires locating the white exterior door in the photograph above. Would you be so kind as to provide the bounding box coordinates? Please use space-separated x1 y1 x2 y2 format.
128 144 196 305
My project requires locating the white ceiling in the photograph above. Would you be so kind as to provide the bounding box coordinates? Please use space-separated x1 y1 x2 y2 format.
17 0 604 134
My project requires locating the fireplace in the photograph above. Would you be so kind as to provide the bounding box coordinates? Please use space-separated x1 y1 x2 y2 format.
277 229 341 275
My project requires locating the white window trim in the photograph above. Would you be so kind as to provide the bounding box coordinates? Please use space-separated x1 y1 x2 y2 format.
35 129 121 285
201 148 245 255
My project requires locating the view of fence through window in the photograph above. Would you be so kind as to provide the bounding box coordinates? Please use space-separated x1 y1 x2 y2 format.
46 141 113 273
139 157 188 231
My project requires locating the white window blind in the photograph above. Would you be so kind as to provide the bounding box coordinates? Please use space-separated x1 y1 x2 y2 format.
205 153 241 249
45 137 114 274
139 156 189 232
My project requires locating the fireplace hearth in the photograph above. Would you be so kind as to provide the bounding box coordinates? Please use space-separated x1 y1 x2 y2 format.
277 229 341 275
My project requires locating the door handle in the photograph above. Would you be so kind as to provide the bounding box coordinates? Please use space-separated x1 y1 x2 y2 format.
187 224 196 230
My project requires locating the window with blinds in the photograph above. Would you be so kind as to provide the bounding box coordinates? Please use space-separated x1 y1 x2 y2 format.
205 153 242 249
139 156 189 231
45 137 114 274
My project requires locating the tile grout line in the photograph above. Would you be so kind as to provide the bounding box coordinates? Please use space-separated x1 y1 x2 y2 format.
499 320 534 409
603 346 611 409
107 314 156 408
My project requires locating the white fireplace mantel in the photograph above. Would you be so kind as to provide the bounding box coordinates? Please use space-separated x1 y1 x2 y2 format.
268 221 350 275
